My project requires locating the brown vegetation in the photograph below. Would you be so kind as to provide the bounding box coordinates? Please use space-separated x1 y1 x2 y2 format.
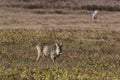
0 0 120 79
0 0 120 11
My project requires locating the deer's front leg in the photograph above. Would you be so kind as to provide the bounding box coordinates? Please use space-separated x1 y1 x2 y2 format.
51 53 56 63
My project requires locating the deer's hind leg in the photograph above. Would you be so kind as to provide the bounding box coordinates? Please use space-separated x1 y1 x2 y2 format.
36 45 42 61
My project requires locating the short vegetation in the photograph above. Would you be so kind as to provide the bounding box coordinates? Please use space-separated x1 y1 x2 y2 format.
0 29 120 79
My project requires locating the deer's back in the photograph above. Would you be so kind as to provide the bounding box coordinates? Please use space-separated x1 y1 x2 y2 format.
38 43 56 56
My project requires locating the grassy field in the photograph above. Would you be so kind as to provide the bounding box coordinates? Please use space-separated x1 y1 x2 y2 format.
0 29 120 80
0 0 120 80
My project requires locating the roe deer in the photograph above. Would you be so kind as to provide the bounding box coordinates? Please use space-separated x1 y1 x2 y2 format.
36 42 62 63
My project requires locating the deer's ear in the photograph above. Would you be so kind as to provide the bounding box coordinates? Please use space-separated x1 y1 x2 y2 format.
55 43 58 47
59 43 62 46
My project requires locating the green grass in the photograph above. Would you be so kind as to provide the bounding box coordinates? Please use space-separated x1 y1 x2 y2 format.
0 29 120 80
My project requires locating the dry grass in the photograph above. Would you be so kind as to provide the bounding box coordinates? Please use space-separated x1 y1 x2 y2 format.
0 9 120 79
0 7 120 31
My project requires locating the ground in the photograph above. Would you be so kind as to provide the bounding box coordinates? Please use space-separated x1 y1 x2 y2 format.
0 5 120 80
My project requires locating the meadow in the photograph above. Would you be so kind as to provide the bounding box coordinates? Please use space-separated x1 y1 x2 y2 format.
0 0 120 80
0 29 120 80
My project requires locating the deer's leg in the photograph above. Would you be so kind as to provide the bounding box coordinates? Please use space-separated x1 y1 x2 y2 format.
36 46 41 61
51 54 55 63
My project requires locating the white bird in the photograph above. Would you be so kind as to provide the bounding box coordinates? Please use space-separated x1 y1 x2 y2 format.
92 10 98 22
